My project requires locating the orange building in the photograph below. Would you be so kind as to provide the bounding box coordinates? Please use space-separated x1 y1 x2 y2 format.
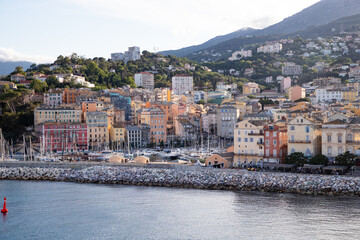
263 123 288 163
140 108 167 144
63 89 95 104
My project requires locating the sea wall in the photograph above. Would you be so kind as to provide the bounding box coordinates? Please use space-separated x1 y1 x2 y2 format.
0 166 359 196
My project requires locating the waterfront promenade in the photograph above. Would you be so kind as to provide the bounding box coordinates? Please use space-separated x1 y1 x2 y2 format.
0 161 359 196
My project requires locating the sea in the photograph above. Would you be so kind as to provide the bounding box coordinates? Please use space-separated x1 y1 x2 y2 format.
0 180 359 240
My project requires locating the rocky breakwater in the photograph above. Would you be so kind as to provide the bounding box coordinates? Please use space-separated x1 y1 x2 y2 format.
0 166 359 196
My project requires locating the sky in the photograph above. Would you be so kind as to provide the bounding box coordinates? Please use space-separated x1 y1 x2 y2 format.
0 0 320 63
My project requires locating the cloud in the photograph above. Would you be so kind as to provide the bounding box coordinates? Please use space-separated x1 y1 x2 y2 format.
0 48 55 64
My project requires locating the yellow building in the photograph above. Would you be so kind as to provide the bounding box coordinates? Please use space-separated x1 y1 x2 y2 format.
287 116 322 157
34 106 81 125
233 119 266 167
342 89 358 102
85 111 109 150
242 82 260 94
110 124 126 144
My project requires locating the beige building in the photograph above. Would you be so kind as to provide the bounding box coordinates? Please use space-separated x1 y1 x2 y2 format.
85 111 109 150
321 120 346 159
242 82 260 94
287 116 322 157
110 124 126 145
34 106 81 125
233 120 266 166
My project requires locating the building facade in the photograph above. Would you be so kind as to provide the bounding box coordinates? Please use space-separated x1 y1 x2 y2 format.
85 112 109 150
34 106 82 125
135 72 154 90
287 116 322 157
171 75 194 95
36 122 88 153
263 123 287 163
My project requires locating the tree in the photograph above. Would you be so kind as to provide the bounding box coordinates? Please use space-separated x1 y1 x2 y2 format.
197 99 205 104
30 79 47 92
334 151 356 168
294 97 310 103
11 66 26 76
309 154 328 166
284 152 307 167
46 76 60 88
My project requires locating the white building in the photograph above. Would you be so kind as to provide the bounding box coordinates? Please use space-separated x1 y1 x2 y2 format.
315 87 343 103
171 75 193 95
111 46 141 62
228 49 252 61
135 72 154 90
257 43 282 54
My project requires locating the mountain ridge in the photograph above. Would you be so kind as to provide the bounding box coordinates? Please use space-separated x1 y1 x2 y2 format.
160 0 360 58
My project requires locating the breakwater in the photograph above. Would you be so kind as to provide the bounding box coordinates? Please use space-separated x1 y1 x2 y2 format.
0 165 359 196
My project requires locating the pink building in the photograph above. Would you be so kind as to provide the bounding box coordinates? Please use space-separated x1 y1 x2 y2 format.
44 90 63 107
288 85 306 102
280 77 291 92
36 122 88 153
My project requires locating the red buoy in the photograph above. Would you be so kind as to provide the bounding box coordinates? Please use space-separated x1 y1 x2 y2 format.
1 198 8 214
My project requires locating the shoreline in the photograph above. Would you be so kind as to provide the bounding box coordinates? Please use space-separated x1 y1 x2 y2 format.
0 162 359 196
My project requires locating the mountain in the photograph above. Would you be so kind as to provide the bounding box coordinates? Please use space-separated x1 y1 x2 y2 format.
289 13 360 38
186 13 360 62
160 0 360 58
259 0 360 36
159 28 258 57
0 61 33 75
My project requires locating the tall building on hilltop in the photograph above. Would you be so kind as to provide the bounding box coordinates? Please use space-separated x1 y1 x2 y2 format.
111 46 140 62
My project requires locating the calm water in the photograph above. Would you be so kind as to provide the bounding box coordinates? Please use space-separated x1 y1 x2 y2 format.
0 180 359 240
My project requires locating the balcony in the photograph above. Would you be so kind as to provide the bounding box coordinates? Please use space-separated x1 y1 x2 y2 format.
346 140 360 144
248 132 264 136
236 153 263 157
257 141 264 145
289 140 311 144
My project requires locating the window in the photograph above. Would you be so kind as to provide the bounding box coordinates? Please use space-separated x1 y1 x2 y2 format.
327 147 332 155
291 135 294 142
327 135 332 143
237 138 241 142
290 126 295 131
291 147 295 153
305 126 310 133
250 138 254 142
338 147 343 155
244 138 248 142
273 140 277 146
273 132 277 137
266 149 269 156
338 134 342 143
305 148 311 156
273 150 277 157
266 132 269 137
306 135 310 142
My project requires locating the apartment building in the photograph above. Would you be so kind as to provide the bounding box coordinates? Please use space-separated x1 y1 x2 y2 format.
135 72 154 90
85 112 109 150
287 116 322 157
171 75 193 95
36 122 88 153
233 120 266 166
263 123 287 163
34 106 81 125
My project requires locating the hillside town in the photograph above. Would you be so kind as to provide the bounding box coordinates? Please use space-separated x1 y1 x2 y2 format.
1 31 360 171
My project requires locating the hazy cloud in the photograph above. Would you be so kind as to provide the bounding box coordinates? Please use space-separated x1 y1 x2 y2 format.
0 48 55 63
